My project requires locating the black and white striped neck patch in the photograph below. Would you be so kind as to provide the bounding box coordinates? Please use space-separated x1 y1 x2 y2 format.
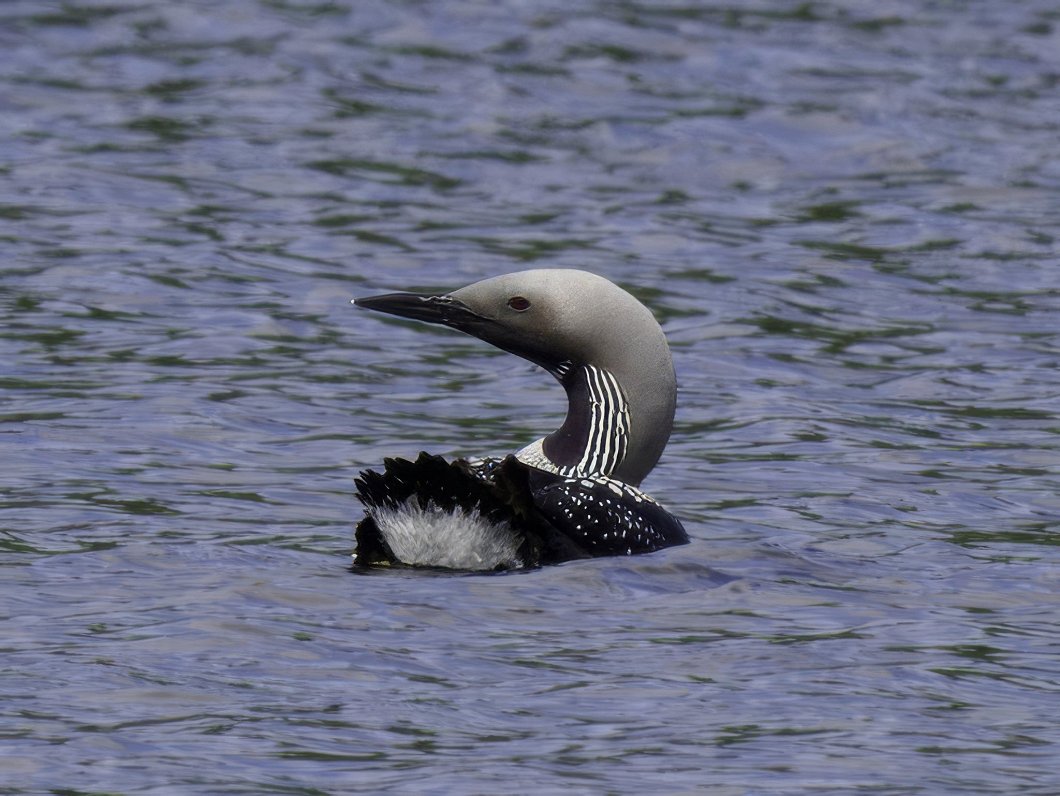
560 364 629 478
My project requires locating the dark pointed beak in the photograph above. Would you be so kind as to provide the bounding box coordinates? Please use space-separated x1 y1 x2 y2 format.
353 292 494 334
354 290 562 372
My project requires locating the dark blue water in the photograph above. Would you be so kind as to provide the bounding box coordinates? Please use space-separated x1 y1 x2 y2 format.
3 1 1058 793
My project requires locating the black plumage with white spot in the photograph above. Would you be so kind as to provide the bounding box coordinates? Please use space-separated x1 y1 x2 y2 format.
526 469 688 557
354 452 688 570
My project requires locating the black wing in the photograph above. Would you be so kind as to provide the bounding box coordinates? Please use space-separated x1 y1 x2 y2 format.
524 467 689 562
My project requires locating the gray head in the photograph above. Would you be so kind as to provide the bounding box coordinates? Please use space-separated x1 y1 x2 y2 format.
355 269 677 486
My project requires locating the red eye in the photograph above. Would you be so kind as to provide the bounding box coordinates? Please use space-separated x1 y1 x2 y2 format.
507 296 531 312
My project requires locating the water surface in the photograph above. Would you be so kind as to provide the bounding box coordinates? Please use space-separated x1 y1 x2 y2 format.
2 1 1058 793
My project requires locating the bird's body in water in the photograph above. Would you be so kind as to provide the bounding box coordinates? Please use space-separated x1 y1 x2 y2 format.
352 269 689 571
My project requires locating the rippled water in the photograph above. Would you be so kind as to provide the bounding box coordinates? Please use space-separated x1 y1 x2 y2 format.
3 1 1059 793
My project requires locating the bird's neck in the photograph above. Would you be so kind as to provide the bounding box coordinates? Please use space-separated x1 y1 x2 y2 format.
541 364 630 478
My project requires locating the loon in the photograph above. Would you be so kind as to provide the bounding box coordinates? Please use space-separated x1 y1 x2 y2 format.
351 269 688 571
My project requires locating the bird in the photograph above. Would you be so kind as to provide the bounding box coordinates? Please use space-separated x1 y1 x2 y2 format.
350 269 688 571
